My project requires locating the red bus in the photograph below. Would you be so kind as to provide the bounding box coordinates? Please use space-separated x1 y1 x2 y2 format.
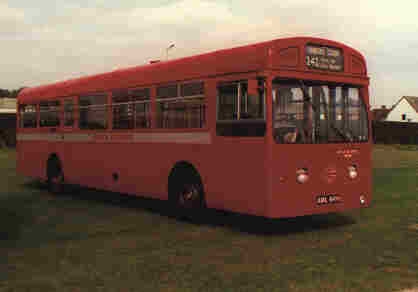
16 37 372 218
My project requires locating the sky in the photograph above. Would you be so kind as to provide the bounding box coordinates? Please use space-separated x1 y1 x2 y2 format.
1 0 418 108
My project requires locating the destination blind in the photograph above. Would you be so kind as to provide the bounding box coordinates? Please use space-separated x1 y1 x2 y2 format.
305 44 344 71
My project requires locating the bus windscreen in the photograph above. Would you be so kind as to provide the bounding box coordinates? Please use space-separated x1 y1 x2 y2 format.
272 79 369 144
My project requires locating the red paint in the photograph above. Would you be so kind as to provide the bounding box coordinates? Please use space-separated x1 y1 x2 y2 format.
16 37 372 218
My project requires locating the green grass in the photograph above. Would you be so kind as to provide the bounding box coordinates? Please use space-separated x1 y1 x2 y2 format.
1 145 417 292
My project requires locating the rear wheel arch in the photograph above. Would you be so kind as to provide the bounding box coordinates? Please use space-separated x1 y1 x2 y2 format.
46 153 64 193
46 153 62 178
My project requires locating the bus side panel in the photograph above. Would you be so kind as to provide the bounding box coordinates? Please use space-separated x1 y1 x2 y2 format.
61 142 112 191
205 139 267 217
103 142 165 196
103 142 186 198
17 140 50 180
60 142 153 195
17 141 36 179
61 140 212 201
58 137 267 217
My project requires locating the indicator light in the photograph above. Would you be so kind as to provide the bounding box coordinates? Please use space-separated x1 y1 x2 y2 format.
360 195 366 205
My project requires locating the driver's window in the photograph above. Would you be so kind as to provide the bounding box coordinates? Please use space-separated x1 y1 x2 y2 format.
273 85 308 143
217 82 239 120
217 79 265 137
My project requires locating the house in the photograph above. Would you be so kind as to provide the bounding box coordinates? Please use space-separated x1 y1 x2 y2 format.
0 97 16 147
385 96 418 123
371 105 390 121
0 97 16 114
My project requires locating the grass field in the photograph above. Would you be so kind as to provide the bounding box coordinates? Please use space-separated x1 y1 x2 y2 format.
1 145 417 291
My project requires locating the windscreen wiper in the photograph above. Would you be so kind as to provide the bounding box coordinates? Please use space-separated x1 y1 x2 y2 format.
330 124 352 142
298 80 315 143
298 80 317 112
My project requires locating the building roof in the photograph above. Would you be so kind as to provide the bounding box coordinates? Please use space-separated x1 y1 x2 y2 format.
371 106 390 121
0 98 16 114
404 96 418 113
388 96 418 116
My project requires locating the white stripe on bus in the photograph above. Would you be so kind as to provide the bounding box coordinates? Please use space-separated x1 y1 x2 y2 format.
133 132 210 144
63 133 94 142
16 132 211 144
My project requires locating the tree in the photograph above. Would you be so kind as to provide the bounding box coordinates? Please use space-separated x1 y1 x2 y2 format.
0 88 10 97
7 87 27 98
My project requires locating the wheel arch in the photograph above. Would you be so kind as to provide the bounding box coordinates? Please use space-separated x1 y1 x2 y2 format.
167 160 205 201
46 152 62 179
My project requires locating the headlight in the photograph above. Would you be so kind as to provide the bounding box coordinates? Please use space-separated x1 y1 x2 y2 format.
296 168 309 184
348 165 358 179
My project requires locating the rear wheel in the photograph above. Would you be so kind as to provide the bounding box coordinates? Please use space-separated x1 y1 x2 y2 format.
47 157 64 194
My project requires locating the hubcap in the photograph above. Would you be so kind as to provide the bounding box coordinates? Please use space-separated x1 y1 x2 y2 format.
50 173 63 192
52 175 61 184
179 184 199 207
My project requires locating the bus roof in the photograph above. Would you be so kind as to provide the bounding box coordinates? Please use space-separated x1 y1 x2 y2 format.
18 37 367 104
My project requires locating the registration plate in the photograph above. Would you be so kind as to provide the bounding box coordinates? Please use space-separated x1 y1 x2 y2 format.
316 194 342 205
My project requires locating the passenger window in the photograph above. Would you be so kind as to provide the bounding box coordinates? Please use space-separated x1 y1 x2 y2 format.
39 100 60 127
79 94 108 129
19 104 37 128
217 82 238 120
63 99 74 126
216 79 265 136
156 82 206 128
112 88 151 129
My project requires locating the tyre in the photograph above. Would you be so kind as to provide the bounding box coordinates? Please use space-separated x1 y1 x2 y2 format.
169 167 205 219
47 157 64 194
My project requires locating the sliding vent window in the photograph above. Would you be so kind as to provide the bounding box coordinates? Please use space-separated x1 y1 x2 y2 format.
40 100 60 127
112 88 150 129
19 104 37 128
217 79 265 136
79 94 108 129
156 82 206 128
63 99 74 127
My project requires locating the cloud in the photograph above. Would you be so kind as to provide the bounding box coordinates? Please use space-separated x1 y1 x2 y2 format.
2 0 418 106
0 2 26 35
0 2 25 22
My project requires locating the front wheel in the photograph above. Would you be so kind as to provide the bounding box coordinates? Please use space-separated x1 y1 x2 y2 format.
169 171 205 219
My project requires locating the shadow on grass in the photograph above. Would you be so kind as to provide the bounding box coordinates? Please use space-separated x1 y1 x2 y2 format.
24 180 356 237
0 194 35 245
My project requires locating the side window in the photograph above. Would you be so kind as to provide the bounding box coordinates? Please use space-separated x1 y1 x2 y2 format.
39 100 60 127
112 89 132 129
112 88 151 129
132 88 151 128
156 81 206 128
19 104 37 128
216 79 265 136
217 82 238 120
63 99 74 127
79 94 108 129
